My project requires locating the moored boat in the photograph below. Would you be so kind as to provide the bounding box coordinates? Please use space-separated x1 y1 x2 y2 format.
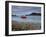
21 16 27 19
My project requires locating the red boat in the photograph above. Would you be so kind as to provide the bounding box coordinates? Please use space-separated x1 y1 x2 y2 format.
21 16 27 19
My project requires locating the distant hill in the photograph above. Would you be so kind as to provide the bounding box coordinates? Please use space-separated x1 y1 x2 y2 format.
12 15 18 17
25 13 41 16
12 13 41 16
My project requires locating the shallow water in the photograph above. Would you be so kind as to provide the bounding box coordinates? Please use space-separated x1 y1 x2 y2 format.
12 16 41 23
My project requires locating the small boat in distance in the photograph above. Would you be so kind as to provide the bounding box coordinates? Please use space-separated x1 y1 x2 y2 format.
21 16 27 19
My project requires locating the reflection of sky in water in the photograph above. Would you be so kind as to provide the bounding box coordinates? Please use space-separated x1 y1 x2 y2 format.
12 6 41 16
12 16 41 23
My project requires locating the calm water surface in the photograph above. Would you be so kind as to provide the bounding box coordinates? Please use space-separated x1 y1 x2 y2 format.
12 16 41 23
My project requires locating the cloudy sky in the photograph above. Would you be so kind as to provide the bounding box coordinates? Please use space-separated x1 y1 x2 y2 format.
12 6 41 16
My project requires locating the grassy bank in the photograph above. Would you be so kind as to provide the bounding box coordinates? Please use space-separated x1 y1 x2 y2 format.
12 21 41 31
